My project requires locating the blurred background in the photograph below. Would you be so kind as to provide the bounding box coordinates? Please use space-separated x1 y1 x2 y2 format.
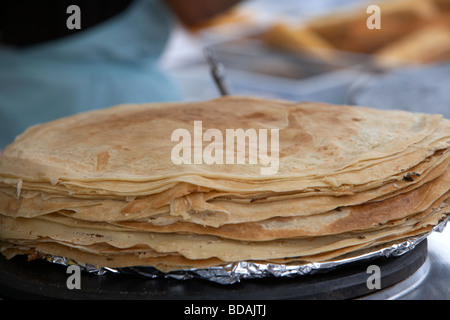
0 0 449 148
161 0 450 107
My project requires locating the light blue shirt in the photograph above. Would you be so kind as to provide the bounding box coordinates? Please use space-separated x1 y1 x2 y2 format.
0 0 181 149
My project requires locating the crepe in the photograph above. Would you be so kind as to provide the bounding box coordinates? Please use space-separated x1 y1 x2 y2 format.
0 96 449 274
0 97 447 183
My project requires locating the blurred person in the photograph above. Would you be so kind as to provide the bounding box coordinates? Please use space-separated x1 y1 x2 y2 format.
0 0 243 149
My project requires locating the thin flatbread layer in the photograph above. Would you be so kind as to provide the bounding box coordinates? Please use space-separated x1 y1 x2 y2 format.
1 128 449 197
154 165 450 226
39 188 450 242
0 195 448 264
0 97 447 187
1 148 448 224
1 204 447 272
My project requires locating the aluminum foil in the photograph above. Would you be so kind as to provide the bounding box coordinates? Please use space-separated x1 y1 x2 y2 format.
44 217 449 285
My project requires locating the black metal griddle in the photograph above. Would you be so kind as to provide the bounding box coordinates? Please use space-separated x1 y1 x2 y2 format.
0 239 427 300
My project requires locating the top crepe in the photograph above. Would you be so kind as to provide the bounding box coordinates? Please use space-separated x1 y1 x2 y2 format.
0 96 448 194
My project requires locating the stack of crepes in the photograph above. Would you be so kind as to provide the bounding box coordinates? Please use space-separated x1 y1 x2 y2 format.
0 96 450 273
